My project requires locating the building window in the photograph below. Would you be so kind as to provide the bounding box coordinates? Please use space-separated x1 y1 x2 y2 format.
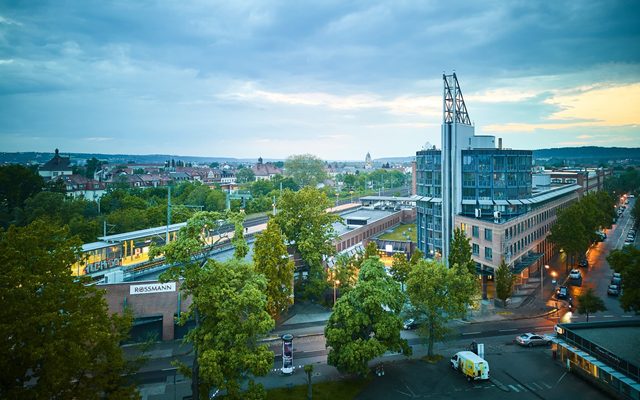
485 247 493 260
472 226 479 238
472 244 480 256
484 228 493 242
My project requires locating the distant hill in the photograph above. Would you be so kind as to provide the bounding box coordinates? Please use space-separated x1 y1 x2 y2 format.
0 152 281 165
532 146 640 160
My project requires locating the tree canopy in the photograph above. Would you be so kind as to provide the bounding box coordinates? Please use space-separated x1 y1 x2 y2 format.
495 258 515 306
253 219 295 319
325 258 410 376
406 259 477 357
157 212 274 399
448 226 475 274
575 288 606 322
274 187 340 299
284 154 328 188
607 246 640 312
0 219 137 399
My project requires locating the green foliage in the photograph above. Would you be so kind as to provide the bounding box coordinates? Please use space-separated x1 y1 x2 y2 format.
406 259 477 356
332 253 360 294
605 168 640 195
236 168 256 183
363 241 379 259
0 220 137 399
607 246 640 312
254 219 295 319
157 212 274 400
576 288 607 322
0 164 44 227
230 212 249 260
391 253 411 285
325 258 411 376
448 227 475 274
495 258 515 304
285 154 328 188
274 188 340 299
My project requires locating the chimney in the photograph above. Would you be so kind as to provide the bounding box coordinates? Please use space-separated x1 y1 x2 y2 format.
498 138 503 150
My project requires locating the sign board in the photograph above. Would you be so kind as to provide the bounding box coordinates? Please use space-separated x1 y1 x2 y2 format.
130 282 176 295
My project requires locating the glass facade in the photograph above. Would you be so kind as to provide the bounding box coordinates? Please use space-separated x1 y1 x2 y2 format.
416 147 533 259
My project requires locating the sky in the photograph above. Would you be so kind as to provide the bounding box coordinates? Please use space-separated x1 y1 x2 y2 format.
1 1 639 161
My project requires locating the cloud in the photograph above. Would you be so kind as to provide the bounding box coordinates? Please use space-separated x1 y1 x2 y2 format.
220 83 441 117
483 82 640 132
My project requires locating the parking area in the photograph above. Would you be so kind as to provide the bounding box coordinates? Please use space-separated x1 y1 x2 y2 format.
356 338 609 400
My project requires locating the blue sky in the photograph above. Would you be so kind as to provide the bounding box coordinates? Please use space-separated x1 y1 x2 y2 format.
1 1 639 160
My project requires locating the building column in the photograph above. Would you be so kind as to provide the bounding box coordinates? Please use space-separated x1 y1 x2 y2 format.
162 312 175 341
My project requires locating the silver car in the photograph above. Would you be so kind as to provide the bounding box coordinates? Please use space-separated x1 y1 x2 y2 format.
515 333 552 347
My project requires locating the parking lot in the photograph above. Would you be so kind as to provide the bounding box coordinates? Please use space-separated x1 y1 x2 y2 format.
356 337 609 400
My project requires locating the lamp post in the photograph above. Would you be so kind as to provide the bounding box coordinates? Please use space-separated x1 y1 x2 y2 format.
541 264 550 304
333 279 340 306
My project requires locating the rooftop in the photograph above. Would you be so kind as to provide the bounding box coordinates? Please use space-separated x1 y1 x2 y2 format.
332 208 399 236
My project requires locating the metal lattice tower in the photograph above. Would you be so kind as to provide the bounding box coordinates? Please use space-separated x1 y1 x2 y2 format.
443 73 471 125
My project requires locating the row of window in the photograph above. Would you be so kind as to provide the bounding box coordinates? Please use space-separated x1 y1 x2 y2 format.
471 225 493 241
471 243 492 260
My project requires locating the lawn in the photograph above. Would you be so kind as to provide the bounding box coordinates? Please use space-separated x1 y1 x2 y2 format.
377 223 417 242
266 378 370 400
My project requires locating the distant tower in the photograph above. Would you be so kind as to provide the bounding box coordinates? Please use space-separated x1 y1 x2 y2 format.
365 152 373 170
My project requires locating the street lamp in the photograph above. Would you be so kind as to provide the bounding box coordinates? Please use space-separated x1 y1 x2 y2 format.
333 279 340 306
541 264 550 304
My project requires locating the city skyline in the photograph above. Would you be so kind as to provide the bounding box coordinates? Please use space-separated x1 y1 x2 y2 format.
1 1 639 160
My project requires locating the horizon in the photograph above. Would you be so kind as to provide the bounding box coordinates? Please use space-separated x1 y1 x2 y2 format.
1 1 640 159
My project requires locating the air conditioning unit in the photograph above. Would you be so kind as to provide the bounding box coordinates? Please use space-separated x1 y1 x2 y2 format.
475 208 482 218
493 211 502 220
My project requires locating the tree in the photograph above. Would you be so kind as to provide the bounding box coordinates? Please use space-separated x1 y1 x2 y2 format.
156 212 274 399
576 288 607 322
0 219 137 399
406 259 477 357
284 154 328 188
495 258 516 307
253 219 295 319
607 246 640 312
236 168 256 184
325 258 411 375
304 364 313 400
274 188 340 299
391 253 411 289
549 204 590 271
229 212 249 260
0 164 44 227
331 253 360 294
363 241 379 259
448 227 475 275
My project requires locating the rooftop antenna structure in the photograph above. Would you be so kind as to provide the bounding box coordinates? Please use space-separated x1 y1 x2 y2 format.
443 72 471 125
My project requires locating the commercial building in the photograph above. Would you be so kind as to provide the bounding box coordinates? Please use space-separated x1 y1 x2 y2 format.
552 320 640 399
415 73 582 284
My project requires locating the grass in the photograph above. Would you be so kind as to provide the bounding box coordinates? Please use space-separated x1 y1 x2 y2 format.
266 377 371 400
377 223 417 242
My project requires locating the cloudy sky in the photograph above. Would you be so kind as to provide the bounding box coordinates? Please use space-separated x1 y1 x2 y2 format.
1 1 639 160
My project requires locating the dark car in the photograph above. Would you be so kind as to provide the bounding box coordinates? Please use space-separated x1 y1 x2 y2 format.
556 285 568 299
578 259 589 268
611 276 622 286
607 284 621 296
403 318 418 330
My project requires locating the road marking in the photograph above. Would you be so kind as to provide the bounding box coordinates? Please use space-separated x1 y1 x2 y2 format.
517 384 527 391
508 384 520 392
162 367 178 371
603 315 614 318
621 315 633 318
499 329 517 332
531 382 544 390
462 331 481 335
542 382 552 389
556 372 568 385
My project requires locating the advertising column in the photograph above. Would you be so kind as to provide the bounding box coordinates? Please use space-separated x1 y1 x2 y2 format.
281 333 293 374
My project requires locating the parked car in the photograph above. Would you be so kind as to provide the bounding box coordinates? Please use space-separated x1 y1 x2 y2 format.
612 272 622 280
556 285 568 299
515 333 552 347
569 269 582 280
611 276 622 286
403 318 418 330
578 259 589 268
607 284 621 296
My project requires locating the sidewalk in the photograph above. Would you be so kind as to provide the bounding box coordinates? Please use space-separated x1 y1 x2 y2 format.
131 279 562 399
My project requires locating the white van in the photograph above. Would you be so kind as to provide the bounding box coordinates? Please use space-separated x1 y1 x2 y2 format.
450 351 490 381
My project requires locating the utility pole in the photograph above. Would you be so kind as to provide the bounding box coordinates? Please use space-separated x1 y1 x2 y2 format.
166 185 172 244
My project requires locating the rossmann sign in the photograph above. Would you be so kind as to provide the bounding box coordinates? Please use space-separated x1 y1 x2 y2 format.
130 282 177 295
